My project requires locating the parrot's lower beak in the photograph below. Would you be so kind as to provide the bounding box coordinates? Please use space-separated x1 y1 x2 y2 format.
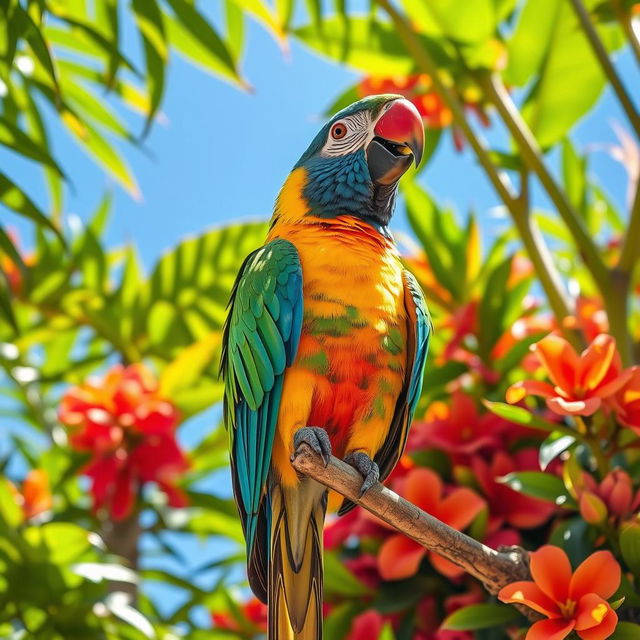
366 98 425 186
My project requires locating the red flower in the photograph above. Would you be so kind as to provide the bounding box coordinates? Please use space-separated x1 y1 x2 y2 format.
347 610 386 640
359 75 454 129
472 449 556 530
611 367 640 434
576 469 640 525
408 392 505 461
377 468 485 580
507 334 633 416
345 554 382 589
212 596 267 636
59 364 188 520
499 546 620 640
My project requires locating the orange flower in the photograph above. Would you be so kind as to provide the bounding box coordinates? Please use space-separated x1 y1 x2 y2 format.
377 468 485 580
59 364 188 520
507 334 632 416
610 367 640 434
499 546 620 640
563 297 609 343
9 469 53 521
20 469 53 520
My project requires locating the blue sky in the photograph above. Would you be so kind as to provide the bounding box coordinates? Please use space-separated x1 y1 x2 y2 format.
3 9 640 631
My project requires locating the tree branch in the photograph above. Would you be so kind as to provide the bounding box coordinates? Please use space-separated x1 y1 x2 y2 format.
291 443 539 621
569 0 640 137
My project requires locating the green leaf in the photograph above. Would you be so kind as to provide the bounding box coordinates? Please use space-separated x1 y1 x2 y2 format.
14 4 61 98
324 551 371 597
482 400 562 432
505 0 561 86
610 622 640 639
0 173 64 242
500 471 576 507
295 17 448 76
164 0 245 87
231 0 285 43
0 118 64 175
0 476 22 528
415 0 497 44
62 115 139 197
620 523 640 579
131 0 167 136
441 603 519 630
539 431 576 471
520 6 624 147
562 138 588 221
225 0 246 60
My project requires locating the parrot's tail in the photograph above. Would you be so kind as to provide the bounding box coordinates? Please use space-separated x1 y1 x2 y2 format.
268 480 327 640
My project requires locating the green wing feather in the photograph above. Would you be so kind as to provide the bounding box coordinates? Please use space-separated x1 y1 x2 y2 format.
339 269 431 515
221 238 303 599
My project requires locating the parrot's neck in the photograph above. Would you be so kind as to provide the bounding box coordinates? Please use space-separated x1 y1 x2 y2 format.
272 163 397 235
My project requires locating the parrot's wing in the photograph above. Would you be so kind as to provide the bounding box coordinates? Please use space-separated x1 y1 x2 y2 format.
221 237 303 600
339 269 430 515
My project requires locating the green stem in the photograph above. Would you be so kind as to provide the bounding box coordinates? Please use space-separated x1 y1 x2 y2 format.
568 0 640 138
479 72 611 295
602 268 633 366
612 0 640 68
375 0 574 329
618 172 640 274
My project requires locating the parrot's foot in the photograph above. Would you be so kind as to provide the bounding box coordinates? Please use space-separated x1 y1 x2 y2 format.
293 427 332 467
344 452 379 497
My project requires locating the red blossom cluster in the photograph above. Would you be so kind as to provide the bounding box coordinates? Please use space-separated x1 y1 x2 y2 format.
58 364 188 520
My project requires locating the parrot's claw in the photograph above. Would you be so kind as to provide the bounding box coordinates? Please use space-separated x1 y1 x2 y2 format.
344 452 379 497
293 427 332 467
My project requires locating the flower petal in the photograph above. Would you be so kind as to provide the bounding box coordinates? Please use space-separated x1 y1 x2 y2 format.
429 552 465 578
377 534 426 581
580 334 617 392
547 396 601 416
526 618 575 640
576 608 618 640
530 545 572 602
438 488 485 530
507 380 558 403
569 551 621 601
575 594 612 631
498 581 560 617
533 335 580 392
404 467 443 514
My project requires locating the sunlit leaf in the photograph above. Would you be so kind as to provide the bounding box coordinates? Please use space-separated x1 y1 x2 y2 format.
441 603 519 630
131 0 167 136
0 118 64 175
0 173 63 241
62 115 139 197
165 0 246 87
499 471 576 507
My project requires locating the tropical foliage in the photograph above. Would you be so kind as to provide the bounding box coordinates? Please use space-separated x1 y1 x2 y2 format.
2 0 640 638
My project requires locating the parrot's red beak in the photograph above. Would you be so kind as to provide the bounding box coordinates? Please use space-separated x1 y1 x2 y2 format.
367 98 425 185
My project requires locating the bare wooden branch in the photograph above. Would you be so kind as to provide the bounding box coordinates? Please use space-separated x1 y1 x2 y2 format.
291 443 540 621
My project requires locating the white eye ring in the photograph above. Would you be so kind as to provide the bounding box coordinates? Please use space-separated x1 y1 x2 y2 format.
331 122 347 139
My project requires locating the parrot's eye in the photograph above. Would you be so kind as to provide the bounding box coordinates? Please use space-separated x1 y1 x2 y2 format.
331 122 347 139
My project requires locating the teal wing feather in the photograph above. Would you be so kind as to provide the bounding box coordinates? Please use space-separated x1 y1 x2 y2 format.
338 269 430 515
221 238 303 600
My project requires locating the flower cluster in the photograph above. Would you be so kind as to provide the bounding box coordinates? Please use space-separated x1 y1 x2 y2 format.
58 364 188 520
507 333 640 431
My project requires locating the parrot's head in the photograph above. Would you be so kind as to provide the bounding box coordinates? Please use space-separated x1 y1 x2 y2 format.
290 94 424 228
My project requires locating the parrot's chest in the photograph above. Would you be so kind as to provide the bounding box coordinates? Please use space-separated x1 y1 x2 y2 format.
275 221 409 440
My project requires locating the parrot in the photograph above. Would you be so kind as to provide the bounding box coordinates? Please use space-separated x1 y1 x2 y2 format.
221 94 431 640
